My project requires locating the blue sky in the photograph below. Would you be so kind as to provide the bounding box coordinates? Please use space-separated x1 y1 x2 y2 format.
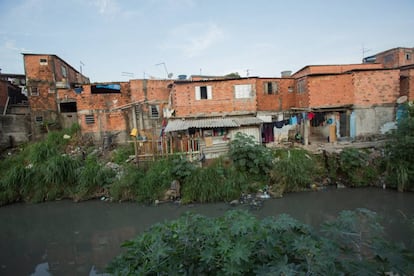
1 0 413 82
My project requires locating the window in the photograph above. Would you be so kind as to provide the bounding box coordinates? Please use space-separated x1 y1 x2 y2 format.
149 105 159 118
35 116 43 123
30 87 39 96
200 86 208 99
288 86 294 93
39 58 48 65
234 84 253 99
297 79 306 94
61 66 67 78
264 82 278 94
406 53 411 60
85 114 95 124
195 86 212 100
60 102 77 113
91 84 121 94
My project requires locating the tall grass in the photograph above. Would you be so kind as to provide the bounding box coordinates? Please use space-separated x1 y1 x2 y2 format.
76 156 116 200
270 149 321 195
136 159 174 203
110 164 145 201
181 158 249 203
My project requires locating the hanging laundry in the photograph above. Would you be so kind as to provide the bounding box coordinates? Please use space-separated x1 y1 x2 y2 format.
275 121 284 128
289 116 297 125
308 112 315 120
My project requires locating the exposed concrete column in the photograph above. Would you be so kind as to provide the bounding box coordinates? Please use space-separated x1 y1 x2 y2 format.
132 105 137 129
304 118 310 145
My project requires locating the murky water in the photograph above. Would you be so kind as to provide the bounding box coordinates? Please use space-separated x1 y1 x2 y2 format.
0 187 413 276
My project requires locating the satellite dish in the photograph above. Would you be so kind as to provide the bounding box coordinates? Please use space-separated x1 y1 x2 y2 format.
397 95 408 104
168 73 173 79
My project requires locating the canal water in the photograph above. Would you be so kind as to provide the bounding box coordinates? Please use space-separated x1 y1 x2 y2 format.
0 187 413 276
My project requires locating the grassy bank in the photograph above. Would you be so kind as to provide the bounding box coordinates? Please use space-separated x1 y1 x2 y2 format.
1 106 413 206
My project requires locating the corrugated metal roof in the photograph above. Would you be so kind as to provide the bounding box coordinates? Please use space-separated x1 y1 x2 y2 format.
233 117 263 126
164 120 189 132
164 117 262 132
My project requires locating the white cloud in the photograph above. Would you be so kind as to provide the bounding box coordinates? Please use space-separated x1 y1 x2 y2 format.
94 0 121 15
162 23 224 58
3 39 30 52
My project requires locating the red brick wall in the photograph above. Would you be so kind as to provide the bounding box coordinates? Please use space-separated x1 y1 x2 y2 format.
292 64 383 79
353 69 400 107
294 77 309 108
173 78 258 117
130 79 171 103
375 48 414 68
72 83 130 133
400 68 414 101
75 83 130 111
256 78 296 111
308 74 354 107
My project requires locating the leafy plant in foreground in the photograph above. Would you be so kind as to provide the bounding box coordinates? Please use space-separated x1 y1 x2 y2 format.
107 209 414 275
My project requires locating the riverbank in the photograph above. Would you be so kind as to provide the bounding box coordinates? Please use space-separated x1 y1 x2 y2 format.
0 120 413 207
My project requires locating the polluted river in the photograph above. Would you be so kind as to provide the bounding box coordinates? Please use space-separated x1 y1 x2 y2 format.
0 187 413 276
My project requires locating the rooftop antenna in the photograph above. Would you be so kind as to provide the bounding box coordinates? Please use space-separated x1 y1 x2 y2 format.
80 61 85 75
155 62 173 79
362 45 372 60
121 72 134 79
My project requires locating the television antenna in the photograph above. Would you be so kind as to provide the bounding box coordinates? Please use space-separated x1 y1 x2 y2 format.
155 62 173 79
121 72 134 78
80 61 85 75
362 45 372 60
246 69 251 77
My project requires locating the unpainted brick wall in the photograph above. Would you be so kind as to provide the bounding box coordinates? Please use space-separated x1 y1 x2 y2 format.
353 70 400 107
173 78 258 117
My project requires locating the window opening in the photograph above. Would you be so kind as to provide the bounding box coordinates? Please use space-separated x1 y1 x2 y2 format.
60 102 77 113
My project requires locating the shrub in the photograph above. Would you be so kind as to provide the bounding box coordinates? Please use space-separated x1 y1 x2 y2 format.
171 156 196 182
107 209 414 275
385 104 414 191
228 132 272 180
111 144 135 164
338 148 379 187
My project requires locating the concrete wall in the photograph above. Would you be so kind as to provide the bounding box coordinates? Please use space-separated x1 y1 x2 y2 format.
0 115 30 150
353 106 395 136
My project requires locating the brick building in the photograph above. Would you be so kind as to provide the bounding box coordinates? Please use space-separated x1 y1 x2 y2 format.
16 46 414 157
23 53 90 138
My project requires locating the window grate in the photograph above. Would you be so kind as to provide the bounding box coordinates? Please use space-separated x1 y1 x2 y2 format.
85 114 95 124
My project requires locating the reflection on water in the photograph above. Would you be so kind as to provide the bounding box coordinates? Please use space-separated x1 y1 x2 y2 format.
0 187 413 276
